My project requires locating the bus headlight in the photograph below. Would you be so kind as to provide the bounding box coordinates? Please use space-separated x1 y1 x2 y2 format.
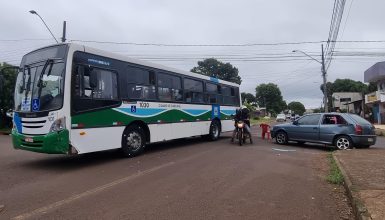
50 117 66 132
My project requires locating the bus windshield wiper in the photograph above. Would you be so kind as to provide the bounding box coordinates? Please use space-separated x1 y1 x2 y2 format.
23 65 31 101
36 59 54 100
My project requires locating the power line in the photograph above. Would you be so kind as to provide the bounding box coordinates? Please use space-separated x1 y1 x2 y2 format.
325 0 346 70
1 38 385 46
340 0 354 40
70 39 385 47
0 38 52 42
69 39 324 47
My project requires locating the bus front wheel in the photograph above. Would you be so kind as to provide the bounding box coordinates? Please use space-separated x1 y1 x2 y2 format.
208 120 221 141
122 125 145 157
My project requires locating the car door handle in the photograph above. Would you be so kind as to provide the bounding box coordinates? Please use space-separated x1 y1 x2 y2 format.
313 127 318 130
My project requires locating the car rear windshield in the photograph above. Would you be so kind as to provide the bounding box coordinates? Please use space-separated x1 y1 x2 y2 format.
348 114 371 125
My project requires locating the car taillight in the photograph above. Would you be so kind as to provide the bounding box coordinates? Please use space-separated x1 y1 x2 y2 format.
355 124 363 135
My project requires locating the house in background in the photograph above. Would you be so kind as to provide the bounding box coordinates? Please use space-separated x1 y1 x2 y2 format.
254 106 267 117
364 61 385 124
332 92 363 114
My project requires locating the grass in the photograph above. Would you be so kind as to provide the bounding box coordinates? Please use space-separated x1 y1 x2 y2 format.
250 117 274 125
326 153 344 185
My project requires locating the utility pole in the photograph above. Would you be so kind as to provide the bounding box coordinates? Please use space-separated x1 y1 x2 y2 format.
61 21 67 43
321 44 328 113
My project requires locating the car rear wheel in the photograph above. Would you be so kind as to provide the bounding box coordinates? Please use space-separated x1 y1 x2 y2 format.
334 135 352 150
275 131 288 144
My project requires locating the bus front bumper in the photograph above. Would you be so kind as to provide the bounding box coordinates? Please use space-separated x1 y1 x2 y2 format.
12 129 70 154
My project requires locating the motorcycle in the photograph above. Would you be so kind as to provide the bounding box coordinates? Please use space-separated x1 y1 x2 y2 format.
235 120 253 146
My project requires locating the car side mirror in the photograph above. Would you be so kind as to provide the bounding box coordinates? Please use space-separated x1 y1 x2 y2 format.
293 121 298 125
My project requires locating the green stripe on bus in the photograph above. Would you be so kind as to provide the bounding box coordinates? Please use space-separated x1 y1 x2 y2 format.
71 109 229 128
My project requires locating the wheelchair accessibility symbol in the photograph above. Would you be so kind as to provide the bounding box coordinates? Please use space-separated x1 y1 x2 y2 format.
32 99 40 112
213 107 219 116
130 105 136 113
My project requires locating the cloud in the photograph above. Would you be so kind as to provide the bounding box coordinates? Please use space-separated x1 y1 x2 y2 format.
1 0 384 108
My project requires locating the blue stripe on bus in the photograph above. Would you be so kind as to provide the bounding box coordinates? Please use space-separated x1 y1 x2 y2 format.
221 109 236 116
183 109 208 116
118 108 210 117
118 108 166 116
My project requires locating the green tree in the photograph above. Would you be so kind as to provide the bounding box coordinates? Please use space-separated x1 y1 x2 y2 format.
191 58 242 84
241 92 256 104
368 82 377 93
320 79 376 110
243 102 256 112
313 107 323 113
288 101 306 115
0 63 17 128
255 83 286 115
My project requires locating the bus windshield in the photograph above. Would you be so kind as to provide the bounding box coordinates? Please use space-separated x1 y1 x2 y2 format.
14 61 65 112
14 45 67 113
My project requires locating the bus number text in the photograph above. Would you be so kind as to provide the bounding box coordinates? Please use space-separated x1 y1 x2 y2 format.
139 102 149 108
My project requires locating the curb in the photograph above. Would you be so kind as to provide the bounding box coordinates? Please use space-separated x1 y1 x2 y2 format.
332 153 371 220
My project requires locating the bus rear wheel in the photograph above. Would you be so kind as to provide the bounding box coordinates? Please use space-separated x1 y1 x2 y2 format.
122 125 145 157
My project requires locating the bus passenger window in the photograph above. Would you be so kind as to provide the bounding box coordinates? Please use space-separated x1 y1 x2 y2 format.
77 66 118 100
184 78 203 103
126 67 156 100
205 82 219 104
158 73 182 102
72 64 120 113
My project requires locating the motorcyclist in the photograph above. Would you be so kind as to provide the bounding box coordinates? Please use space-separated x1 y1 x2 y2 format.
231 107 251 142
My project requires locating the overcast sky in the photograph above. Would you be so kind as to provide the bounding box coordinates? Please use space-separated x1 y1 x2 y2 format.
1 0 385 108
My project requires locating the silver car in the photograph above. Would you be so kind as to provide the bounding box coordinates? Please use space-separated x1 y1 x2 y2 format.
271 113 376 149
276 114 286 122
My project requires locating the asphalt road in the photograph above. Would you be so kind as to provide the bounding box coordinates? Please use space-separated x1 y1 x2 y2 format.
1 127 383 220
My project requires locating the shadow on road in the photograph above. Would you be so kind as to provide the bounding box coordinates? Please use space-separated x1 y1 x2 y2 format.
18 136 229 171
19 150 123 171
281 141 336 152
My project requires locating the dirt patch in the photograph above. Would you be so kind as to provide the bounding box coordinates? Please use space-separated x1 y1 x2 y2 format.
312 152 354 220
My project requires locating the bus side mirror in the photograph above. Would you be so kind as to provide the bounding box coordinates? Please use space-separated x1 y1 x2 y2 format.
18 84 24 93
89 71 98 89
0 74 3 94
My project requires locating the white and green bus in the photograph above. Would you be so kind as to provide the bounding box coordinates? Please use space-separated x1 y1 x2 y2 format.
12 43 240 156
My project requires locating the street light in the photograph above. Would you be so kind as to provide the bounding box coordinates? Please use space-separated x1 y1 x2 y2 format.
29 10 58 43
292 50 322 64
292 45 328 112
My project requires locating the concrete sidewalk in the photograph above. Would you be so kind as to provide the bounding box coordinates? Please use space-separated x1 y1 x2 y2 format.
374 124 385 130
334 149 385 220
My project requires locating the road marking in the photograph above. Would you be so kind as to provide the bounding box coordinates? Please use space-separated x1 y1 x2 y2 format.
12 148 216 220
272 148 297 152
12 161 175 220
